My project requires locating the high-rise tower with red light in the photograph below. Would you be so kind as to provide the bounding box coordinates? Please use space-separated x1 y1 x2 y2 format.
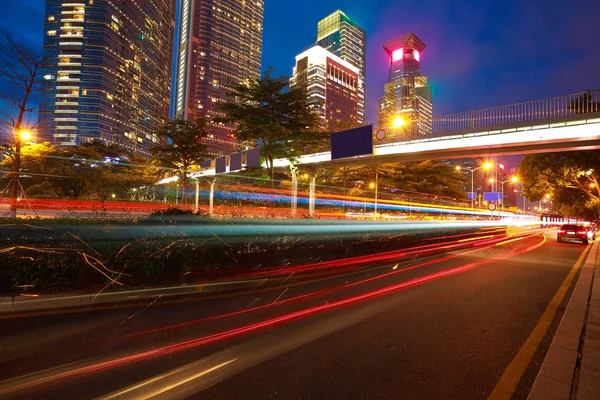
378 32 432 137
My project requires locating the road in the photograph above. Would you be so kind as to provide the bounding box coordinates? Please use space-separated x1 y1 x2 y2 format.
0 229 589 399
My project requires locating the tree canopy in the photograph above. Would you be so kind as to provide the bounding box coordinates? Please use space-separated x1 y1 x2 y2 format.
217 68 321 180
518 151 600 218
150 118 208 192
319 161 467 200
1 142 157 200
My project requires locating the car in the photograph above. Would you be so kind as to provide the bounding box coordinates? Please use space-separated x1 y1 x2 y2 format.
557 224 590 244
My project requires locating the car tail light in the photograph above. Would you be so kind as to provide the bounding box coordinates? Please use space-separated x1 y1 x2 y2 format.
558 230 565 234
577 230 586 235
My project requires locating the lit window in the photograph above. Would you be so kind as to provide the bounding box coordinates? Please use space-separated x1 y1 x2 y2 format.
43 74 53 80
48 16 55 22
106 93 114 100
392 48 403 62
47 30 57 36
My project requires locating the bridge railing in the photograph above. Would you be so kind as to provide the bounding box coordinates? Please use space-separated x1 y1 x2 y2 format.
432 89 600 133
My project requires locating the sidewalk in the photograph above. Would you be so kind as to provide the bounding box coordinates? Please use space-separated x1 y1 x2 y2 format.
528 240 600 400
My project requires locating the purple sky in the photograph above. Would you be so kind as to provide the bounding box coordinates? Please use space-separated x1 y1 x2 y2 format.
2 0 600 167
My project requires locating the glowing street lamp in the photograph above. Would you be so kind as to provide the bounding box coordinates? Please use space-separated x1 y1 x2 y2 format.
392 116 405 128
369 182 375 189
9 129 34 218
461 161 493 210
19 130 32 142
590 183 596 188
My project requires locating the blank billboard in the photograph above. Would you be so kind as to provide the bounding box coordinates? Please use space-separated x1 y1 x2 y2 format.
215 156 226 173
200 159 212 169
331 125 373 160
246 148 260 168
230 152 242 171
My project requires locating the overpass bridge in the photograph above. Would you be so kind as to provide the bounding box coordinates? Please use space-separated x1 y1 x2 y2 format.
276 89 600 168
183 89 600 216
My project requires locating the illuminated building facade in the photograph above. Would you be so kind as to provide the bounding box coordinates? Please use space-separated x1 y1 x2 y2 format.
39 0 175 156
173 0 264 156
378 32 433 137
291 46 360 131
316 10 365 124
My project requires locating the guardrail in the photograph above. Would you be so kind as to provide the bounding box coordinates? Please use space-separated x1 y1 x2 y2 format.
433 89 600 133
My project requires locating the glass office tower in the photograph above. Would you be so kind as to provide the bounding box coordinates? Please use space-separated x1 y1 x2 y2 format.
316 10 366 124
378 32 433 137
39 0 175 156
173 0 264 156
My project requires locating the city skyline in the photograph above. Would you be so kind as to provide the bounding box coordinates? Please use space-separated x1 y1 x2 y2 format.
5 0 600 133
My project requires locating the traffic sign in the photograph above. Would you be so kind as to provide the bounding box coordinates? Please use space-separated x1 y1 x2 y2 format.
488 202 497 211
376 129 386 140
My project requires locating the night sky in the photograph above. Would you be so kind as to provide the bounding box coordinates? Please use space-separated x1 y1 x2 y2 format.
2 0 600 136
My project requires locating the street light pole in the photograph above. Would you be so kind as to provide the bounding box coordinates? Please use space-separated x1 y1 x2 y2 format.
9 130 31 218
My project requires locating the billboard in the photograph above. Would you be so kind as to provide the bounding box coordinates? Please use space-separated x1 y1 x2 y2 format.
215 156 227 173
200 159 212 169
483 192 503 201
230 152 242 171
331 125 373 160
246 148 261 168
467 192 476 200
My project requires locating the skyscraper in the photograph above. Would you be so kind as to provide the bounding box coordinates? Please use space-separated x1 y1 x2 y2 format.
173 0 264 156
378 32 433 137
316 10 366 124
39 0 175 156
291 46 360 130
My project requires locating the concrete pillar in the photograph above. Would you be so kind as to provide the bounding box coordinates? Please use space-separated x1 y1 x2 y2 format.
309 173 316 217
290 166 298 217
209 179 216 216
194 181 200 213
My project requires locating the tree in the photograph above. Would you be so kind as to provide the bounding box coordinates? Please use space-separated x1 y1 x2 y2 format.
319 161 467 201
1 142 157 200
569 90 600 114
151 118 208 202
217 68 321 184
0 30 47 217
518 151 600 218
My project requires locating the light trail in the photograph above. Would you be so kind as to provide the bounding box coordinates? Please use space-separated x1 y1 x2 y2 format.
126 231 538 338
0 233 546 396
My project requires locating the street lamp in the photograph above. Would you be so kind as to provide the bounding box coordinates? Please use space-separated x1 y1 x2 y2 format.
9 129 33 218
461 162 493 210
392 116 405 128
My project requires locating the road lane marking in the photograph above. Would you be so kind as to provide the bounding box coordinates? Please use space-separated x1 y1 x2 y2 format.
100 358 236 399
488 243 591 400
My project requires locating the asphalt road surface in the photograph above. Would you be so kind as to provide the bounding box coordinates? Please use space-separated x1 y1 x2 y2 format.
0 229 589 399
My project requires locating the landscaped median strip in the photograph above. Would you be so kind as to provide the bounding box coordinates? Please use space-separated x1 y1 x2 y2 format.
0 229 535 316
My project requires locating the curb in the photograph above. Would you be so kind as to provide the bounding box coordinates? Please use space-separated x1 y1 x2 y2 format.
577 250 600 400
0 278 270 314
528 241 599 400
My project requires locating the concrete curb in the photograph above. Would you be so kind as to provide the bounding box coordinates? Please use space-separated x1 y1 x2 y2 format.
0 278 269 314
528 241 598 400
577 250 600 400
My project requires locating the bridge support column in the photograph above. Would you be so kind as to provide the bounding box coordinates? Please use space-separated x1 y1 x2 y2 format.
290 165 298 217
209 179 216 216
309 173 316 217
195 181 199 213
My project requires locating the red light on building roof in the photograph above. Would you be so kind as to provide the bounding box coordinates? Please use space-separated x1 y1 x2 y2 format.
392 48 403 62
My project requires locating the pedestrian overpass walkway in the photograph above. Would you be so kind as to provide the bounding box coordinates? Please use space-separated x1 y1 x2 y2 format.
275 89 600 168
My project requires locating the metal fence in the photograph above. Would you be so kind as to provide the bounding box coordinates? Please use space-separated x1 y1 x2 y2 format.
432 89 600 133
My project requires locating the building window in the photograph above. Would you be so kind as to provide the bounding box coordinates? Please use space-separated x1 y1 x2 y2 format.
47 30 57 36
